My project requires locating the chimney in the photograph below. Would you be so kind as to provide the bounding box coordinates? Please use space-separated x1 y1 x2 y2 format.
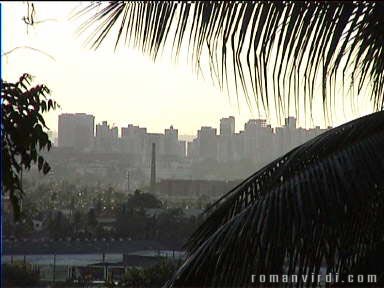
150 142 156 191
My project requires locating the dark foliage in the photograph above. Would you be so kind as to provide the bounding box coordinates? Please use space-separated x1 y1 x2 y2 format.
122 260 181 288
1 74 58 219
47 211 72 239
2 263 40 287
116 193 200 246
19 2 383 287
123 189 163 213
165 111 384 287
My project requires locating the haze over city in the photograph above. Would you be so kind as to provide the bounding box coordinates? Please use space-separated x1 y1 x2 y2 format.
2 1 373 136
3 1 383 287
52 112 330 184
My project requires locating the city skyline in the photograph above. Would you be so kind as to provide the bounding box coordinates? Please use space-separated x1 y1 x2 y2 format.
56 113 330 167
52 112 332 141
3 2 372 137
42 112 332 188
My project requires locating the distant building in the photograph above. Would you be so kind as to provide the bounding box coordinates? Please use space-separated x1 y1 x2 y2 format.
95 121 118 152
187 116 331 167
164 126 186 158
178 140 186 158
58 113 95 151
187 139 199 159
196 127 218 161
242 119 274 165
120 124 147 158
220 116 235 136
122 125 187 163
164 126 178 156
54 114 332 182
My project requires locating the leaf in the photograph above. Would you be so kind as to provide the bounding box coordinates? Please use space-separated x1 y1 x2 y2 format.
41 100 47 112
38 156 44 171
47 99 53 110
165 110 384 287
1 74 58 220
75 1 384 120
43 162 51 174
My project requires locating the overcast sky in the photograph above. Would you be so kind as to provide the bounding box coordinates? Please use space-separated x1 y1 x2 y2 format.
2 2 374 136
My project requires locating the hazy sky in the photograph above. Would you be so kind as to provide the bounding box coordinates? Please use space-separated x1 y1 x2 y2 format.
2 2 374 135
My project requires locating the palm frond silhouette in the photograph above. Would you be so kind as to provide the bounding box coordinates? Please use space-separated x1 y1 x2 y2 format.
77 2 384 286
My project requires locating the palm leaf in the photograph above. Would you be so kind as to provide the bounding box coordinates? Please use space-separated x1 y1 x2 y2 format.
75 1 384 120
73 2 384 287
164 110 384 287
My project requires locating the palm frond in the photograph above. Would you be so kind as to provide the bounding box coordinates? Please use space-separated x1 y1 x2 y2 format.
76 1 384 121
164 110 384 287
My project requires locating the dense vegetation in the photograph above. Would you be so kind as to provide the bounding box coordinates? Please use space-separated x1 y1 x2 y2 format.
4 182 202 247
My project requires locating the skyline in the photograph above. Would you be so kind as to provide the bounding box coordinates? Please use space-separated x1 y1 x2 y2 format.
54 113 330 175
3 2 374 136
52 112 332 139
3 2 383 286
3 2 261 136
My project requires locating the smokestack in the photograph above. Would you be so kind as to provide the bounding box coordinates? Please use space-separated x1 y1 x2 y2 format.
150 142 156 191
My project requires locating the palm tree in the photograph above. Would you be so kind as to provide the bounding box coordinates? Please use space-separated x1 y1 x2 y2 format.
76 2 384 287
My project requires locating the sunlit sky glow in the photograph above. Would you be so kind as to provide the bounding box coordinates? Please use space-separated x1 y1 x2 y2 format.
2 2 374 136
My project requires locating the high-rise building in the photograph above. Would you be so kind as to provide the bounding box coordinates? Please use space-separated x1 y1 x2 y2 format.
242 119 274 165
95 121 118 152
58 113 94 151
164 125 179 157
163 125 186 158
197 127 218 161
218 117 236 163
120 124 147 155
220 116 235 136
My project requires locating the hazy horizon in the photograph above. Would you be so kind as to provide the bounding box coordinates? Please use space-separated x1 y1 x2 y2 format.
48 112 331 142
3 2 374 135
